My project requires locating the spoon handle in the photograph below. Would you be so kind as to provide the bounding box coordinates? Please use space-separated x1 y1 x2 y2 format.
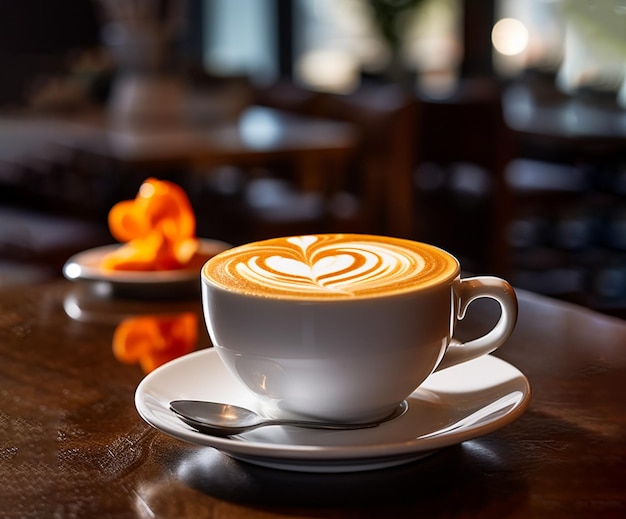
169 400 407 436
263 419 380 430
272 401 408 430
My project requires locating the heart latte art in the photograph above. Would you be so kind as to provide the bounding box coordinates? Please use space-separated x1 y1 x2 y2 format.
204 234 459 299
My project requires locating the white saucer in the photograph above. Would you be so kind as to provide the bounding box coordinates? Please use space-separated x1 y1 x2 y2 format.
135 348 531 473
63 239 230 298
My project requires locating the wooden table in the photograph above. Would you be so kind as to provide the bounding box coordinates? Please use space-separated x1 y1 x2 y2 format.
1 279 625 518
1 106 359 244
50 105 358 203
502 78 626 318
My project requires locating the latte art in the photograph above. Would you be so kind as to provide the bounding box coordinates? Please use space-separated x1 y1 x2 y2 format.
204 234 459 299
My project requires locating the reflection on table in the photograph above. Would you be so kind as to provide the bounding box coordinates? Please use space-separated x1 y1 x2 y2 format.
1 276 625 517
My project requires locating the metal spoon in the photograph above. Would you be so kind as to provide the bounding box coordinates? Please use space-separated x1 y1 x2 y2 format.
169 400 407 436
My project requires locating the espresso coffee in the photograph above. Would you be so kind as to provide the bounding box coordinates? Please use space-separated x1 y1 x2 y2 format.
203 234 459 300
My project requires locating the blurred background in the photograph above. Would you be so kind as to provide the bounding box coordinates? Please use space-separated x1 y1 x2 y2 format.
1 0 626 319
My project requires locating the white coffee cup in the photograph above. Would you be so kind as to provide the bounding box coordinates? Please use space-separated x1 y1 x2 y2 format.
201 234 517 423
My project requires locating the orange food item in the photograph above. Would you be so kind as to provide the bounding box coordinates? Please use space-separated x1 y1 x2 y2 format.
113 312 198 373
102 178 199 271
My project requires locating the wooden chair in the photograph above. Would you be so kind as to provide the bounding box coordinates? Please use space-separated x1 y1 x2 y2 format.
314 83 419 238
248 80 418 240
414 77 516 275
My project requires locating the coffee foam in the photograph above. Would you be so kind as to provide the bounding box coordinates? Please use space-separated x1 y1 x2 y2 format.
204 234 459 299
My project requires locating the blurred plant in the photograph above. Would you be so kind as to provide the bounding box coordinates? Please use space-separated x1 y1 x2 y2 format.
558 0 626 95
25 47 114 112
95 0 185 74
366 0 425 54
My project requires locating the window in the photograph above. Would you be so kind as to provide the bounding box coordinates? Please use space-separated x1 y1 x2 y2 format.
293 0 462 92
203 0 278 83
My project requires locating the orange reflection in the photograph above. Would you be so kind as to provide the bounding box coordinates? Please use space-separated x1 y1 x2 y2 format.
113 312 198 373
102 178 200 271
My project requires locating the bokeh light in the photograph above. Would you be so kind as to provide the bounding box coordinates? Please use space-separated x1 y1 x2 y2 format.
492 18 529 56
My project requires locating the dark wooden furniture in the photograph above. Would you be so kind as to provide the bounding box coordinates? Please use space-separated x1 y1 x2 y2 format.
0 104 358 247
503 76 626 318
1 277 624 518
254 80 419 238
413 77 516 276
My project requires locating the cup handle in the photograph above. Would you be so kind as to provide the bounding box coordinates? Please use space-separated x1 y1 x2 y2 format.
435 276 518 371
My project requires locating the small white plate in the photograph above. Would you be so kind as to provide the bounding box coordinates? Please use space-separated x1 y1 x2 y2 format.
135 348 531 473
63 239 231 298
